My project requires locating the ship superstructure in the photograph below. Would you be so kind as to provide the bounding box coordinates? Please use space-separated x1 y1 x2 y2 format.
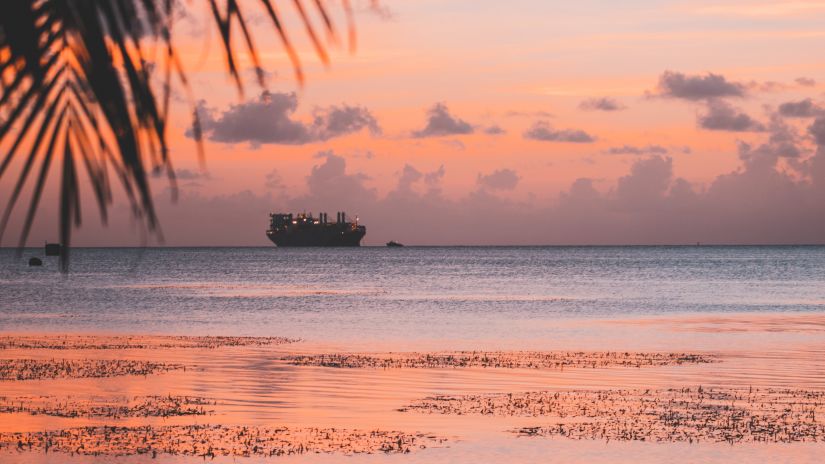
266 211 366 247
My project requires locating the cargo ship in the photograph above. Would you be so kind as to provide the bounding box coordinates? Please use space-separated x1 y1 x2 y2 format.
266 211 366 247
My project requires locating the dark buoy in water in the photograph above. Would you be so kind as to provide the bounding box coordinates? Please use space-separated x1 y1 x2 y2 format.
45 243 61 256
28 257 43 266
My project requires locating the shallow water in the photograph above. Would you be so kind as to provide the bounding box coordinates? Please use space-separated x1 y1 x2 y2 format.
1 246 825 462
1 338 825 463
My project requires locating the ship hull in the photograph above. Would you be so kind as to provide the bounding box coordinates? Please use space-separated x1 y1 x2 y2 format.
266 227 365 247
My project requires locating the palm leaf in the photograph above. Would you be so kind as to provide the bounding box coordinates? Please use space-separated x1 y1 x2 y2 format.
0 0 354 271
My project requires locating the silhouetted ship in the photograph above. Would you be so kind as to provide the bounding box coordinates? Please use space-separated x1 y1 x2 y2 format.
267 211 366 247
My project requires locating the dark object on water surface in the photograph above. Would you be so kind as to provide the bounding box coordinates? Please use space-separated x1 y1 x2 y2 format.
28 257 43 266
44 243 61 256
266 212 366 247
386 241 404 247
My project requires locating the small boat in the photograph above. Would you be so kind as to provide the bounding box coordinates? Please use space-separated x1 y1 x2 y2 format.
45 243 61 256
386 240 404 247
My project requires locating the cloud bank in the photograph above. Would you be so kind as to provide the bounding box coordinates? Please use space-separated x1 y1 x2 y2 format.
412 103 474 137
77 114 823 247
607 145 669 155
188 91 380 147
778 99 824 118
477 169 519 190
524 121 596 143
698 100 765 132
796 77 816 87
484 125 506 135
579 97 626 111
653 71 747 100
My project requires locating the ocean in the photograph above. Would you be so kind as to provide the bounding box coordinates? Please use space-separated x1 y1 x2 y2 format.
2 246 823 349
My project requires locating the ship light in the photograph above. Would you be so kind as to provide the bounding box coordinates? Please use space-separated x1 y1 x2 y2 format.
292 220 297 224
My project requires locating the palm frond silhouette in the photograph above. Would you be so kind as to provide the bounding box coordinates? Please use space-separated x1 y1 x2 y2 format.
0 0 356 271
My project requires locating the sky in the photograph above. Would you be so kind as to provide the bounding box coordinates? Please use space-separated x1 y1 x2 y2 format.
4 0 825 245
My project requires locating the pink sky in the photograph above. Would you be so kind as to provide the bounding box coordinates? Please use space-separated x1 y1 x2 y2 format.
3 0 825 245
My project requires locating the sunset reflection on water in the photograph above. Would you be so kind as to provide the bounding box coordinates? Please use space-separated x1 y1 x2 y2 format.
1 312 824 463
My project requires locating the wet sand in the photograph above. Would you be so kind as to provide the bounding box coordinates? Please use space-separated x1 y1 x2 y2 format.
0 395 215 418
0 425 446 457
0 359 184 380
0 334 297 350
284 351 716 370
404 387 825 443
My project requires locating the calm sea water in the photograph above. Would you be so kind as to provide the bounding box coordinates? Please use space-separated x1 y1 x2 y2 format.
1 246 824 346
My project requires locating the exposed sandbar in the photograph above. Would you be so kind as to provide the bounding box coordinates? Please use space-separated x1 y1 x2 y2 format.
402 387 825 443
0 359 184 381
284 351 716 370
0 395 214 418
0 425 447 457
0 335 297 350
